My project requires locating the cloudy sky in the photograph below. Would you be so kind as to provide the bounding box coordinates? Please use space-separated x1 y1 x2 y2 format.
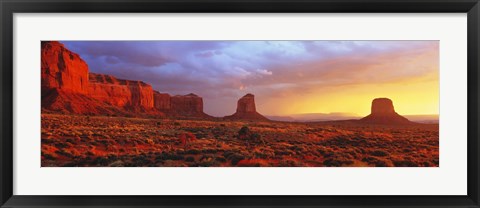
62 41 439 117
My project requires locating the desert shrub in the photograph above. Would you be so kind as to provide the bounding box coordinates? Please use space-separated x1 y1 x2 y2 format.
194 132 208 139
162 160 186 167
186 149 201 154
239 159 272 167
136 140 147 145
323 153 354 167
422 161 431 167
195 160 219 167
317 147 327 155
118 139 126 145
274 150 291 156
61 162 79 167
181 127 204 133
132 155 150 166
107 153 118 159
175 149 186 155
156 153 185 161
402 148 413 153
200 154 215 161
215 156 227 163
254 152 268 159
54 142 69 149
192 155 218 167
42 153 56 160
55 149 73 158
372 160 389 167
146 138 155 145
320 150 334 157
108 160 125 167
223 150 239 158
238 126 250 139
166 153 182 161
393 160 419 167
93 157 111 166
98 139 111 146
279 159 304 167
251 133 262 141
290 145 307 155
237 160 261 167
362 156 392 167
323 159 342 167
237 127 265 144
345 150 358 158
41 138 54 144
227 153 245 166
202 149 217 154
362 156 376 163
185 156 195 162
177 132 197 149
371 150 389 157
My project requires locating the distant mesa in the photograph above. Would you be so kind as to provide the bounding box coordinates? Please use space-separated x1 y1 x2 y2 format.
360 98 412 124
224 94 269 121
169 93 212 118
153 91 171 112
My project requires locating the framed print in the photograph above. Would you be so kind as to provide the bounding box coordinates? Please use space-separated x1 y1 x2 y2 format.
1 0 479 207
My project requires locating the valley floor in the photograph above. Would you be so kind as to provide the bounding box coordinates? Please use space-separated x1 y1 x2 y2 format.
41 114 439 167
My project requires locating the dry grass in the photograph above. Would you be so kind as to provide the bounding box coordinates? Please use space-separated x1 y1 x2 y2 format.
41 114 439 167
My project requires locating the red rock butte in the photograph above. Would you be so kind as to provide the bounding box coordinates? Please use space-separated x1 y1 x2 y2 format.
224 94 269 121
360 98 412 125
41 41 89 94
41 41 210 118
169 93 211 118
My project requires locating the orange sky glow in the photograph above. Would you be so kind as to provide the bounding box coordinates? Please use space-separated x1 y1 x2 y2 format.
244 42 439 116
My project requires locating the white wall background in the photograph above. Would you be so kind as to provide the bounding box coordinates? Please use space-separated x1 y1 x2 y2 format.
13 13 467 195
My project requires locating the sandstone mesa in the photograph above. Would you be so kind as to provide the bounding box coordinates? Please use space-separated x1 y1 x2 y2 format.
41 41 208 118
224 93 269 121
360 98 412 124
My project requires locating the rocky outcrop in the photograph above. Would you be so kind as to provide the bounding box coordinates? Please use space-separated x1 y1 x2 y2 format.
153 91 171 112
170 93 210 118
41 41 89 94
41 41 211 118
360 98 411 124
41 41 159 116
224 94 269 121
88 73 154 110
41 88 128 116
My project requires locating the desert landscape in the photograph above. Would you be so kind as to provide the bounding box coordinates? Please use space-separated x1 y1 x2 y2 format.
41 41 439 167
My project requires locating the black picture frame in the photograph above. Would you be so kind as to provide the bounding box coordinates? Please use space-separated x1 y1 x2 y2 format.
1 0 479 207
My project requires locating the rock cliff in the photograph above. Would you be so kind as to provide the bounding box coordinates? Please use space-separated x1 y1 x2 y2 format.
153 91 171 112
41 41 209 118
170 93 210 118
41 41 89 94
88 73 154 110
